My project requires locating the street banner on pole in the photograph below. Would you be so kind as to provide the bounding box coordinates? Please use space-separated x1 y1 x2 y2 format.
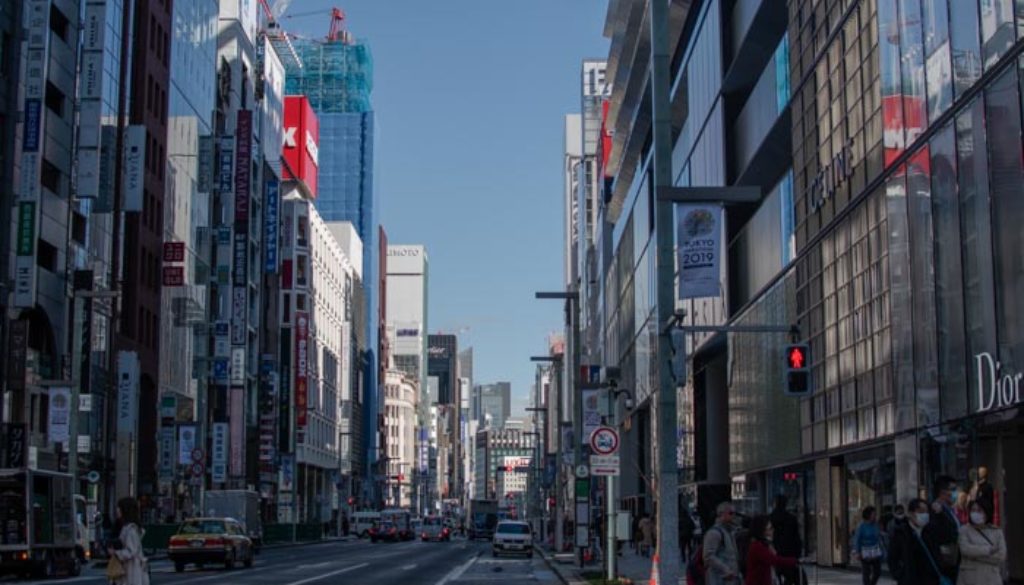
47 387 71 445
676 204 723 299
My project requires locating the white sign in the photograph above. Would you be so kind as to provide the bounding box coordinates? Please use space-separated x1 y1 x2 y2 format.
676 204 723 299
78 435 91 454
590 455 620 476
79 394 93 412
230 347 246 385
975 352 1024 412
123 125 145 211
211 422 228 483
178 425 197 465
47 387 71 445
583 61 611 97
116 351 139 434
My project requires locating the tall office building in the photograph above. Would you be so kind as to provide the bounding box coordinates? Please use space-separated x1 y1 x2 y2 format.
156 0 219 519
427 335 458 405
474 383 511 429
283 35 381 493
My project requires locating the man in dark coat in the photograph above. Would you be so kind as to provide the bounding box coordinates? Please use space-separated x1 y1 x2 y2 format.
888 498 941 585
926 475 961 583
769 495 802 585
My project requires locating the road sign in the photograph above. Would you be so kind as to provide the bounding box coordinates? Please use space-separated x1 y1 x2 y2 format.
86 470 101 484
191 462 204 477
590 455 620 476
575 464 590 478
589 426 619 455
191 448 204 463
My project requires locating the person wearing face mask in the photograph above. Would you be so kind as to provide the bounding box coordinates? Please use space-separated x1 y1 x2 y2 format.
927 475 962 582
957 500 1006 585
742 515 797 585
888 499 942 585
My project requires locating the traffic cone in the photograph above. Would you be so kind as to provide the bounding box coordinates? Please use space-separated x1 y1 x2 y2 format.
649 552 659 585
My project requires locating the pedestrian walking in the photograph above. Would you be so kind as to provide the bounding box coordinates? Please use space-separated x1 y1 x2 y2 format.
106 498 149 585
769 496 801 585
639 514 654 558
852 506 885 585
743 515 797 585
703 502 741 585
888 498 942 585
927 475 962 583
680 505 696 559
958 500 1006 585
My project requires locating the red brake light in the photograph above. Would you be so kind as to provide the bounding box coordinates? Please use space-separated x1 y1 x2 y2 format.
204 537 226 547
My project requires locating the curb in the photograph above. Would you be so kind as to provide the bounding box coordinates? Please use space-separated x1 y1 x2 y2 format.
536 547 589 585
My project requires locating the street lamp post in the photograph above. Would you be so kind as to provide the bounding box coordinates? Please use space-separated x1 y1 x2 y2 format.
530 354 563 552
535 291 582 566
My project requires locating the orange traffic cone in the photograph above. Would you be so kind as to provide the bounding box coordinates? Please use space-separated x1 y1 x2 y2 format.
649 552 660 585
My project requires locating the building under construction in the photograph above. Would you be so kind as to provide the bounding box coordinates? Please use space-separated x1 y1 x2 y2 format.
273 6 384 506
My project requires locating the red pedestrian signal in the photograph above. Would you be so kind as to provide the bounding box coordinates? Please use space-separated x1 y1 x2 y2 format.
788 346 806 369
784 343 812 397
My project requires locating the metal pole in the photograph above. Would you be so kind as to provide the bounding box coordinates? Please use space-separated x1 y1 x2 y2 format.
554 360 564 553
650 0 681 583
570 296 583 567
605 388 616 580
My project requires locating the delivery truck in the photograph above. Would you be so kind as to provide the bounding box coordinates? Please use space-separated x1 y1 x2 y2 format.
0 469 87 578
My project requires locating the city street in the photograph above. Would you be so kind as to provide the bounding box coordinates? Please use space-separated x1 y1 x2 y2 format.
3 539 558 585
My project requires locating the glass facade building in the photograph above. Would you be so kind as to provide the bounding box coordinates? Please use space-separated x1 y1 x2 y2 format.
602 0 1024 575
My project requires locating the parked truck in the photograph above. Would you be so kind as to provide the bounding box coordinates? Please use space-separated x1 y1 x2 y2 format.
0 469 87 578
202 490 263 551
467 498 498 541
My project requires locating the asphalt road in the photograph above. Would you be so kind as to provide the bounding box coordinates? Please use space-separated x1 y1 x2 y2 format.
4 538 561 585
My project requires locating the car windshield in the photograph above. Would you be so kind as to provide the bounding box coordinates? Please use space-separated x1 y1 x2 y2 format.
179 521 226 535
425 517 442 526
497 523 530 534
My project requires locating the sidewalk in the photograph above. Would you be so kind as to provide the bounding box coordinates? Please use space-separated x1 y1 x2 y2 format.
538 546 896 585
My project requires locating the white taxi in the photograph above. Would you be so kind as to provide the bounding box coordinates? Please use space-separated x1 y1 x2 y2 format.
491 520 533 558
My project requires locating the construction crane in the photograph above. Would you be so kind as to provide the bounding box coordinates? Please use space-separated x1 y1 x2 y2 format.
260 2 348 43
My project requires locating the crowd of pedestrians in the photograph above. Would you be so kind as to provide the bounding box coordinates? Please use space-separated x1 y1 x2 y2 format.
677 472 1007 585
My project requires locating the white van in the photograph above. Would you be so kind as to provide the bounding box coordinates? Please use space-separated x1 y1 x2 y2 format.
351 511 381 538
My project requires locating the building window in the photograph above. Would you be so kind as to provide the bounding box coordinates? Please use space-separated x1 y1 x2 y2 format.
49 4 70 42
45 82 64 116
40 159 60 194
36 239 58 272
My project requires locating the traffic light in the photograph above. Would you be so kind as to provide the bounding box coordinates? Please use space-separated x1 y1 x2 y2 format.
784 344 812 396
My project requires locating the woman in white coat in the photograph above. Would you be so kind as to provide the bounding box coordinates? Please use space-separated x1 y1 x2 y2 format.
958 500 1006 585
107 498 149 585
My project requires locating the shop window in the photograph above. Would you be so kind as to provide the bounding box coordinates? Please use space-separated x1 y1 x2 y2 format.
985 68 1024 379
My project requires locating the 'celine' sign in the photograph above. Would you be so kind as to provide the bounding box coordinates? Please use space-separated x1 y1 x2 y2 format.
975 352 1024 412
808 140 854 212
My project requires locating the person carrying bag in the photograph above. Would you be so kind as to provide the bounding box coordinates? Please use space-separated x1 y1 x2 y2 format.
106 498 150 585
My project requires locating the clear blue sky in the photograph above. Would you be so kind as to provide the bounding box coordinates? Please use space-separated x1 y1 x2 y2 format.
291 2 609 417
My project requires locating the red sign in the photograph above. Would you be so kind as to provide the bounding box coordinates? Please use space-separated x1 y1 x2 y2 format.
294 311 309 429
162 266 184 287
163 241 185 262
282 96 319 198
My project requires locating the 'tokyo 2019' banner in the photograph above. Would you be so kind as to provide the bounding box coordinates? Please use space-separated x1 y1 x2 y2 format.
676 204 723 300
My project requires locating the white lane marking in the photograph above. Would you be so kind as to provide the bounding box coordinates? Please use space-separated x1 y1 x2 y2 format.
18 577 104 585
280 562 369 585
434 552 479 585
401 563 418 570
297 561 332 569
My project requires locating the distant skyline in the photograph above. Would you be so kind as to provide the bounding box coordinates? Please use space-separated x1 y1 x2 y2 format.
291 2 609 418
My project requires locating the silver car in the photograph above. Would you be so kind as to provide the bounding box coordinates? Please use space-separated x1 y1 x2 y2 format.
491 521 533 558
